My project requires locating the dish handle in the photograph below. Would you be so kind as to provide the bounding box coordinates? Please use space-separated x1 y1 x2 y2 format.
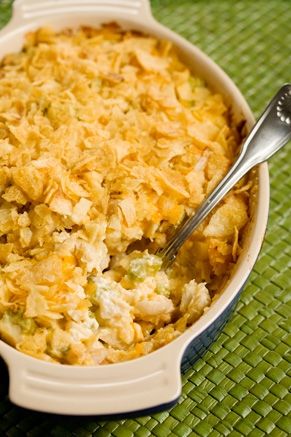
0 341 182 415
8 0 153 25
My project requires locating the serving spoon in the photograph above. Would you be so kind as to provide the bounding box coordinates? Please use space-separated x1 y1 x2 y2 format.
158 84 291 268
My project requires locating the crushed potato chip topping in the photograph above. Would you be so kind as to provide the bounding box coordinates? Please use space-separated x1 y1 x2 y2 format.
0 25 250 365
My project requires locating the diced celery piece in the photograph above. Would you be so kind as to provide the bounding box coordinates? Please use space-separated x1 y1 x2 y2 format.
128 252 162 282
0 312 22 346
0 310 36 336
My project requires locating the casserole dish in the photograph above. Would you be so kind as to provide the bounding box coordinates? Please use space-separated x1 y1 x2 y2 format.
0 0 269 416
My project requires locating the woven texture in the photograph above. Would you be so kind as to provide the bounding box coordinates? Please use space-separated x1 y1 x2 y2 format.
0 0 290 435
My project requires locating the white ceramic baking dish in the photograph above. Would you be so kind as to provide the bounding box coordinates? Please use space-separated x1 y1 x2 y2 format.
0 0 269 416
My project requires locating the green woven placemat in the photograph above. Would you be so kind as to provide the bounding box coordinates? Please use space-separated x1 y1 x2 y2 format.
0 0 290 435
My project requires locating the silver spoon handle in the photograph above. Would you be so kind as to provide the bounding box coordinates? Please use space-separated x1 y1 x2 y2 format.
159 84 291 267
